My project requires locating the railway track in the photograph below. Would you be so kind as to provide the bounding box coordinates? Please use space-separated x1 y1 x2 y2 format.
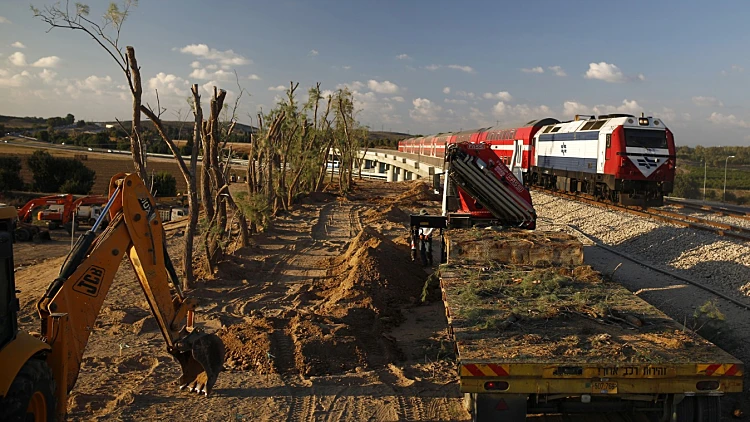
664 197 750 222
534 188 750 242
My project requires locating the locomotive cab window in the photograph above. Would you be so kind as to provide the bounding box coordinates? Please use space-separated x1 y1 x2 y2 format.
624 129 667 149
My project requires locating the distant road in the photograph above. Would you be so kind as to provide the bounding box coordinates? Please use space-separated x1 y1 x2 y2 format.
0 136 252 166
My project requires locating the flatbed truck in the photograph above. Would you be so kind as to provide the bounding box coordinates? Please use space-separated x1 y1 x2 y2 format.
439 229 743 421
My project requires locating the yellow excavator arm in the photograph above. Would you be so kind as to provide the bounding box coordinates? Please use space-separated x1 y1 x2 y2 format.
35 173 224 420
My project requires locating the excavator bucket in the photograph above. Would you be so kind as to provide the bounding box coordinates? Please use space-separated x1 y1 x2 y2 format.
173 331 225 396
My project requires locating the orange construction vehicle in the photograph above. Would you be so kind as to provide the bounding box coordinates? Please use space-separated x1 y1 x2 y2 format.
0 173 224 421
16 195 73 224
37 195 108 230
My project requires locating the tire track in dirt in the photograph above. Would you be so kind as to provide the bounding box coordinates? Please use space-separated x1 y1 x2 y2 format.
394 394 427 421
285 394 315 422
271 327 297 374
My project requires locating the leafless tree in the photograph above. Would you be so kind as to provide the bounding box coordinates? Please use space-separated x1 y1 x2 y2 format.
33 1 148 181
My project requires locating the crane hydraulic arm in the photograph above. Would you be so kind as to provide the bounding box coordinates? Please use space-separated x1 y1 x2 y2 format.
36 173 224 419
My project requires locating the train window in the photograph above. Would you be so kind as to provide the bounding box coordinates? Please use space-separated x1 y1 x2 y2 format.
591 120 607 130
543 126 554 133
581 121 597 130
551 127 561 133
624 129 667 149
606 134 611 148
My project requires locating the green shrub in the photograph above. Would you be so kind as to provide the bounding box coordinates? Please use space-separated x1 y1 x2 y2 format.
0 156 24 192
151 171 177 197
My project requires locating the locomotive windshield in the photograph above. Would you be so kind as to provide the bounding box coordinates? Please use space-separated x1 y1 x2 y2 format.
624 129 667 149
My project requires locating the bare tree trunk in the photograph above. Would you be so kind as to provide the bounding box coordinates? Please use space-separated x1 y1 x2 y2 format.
201 120 214 222
126 46 147 182
139 101 197 289
184 84 203 287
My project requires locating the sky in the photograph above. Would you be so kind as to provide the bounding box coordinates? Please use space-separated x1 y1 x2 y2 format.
0 0 749 147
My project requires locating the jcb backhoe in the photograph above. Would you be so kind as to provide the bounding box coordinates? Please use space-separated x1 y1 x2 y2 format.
0 173 225 421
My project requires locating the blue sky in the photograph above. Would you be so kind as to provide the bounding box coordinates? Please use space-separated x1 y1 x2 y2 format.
0 0 749 146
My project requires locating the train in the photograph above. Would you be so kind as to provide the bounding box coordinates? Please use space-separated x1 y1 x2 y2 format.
398 113 676 207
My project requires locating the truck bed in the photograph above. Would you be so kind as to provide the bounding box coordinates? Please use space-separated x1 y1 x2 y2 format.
441 229 743 394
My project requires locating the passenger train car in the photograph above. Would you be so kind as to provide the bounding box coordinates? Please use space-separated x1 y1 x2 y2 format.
398 114 675 207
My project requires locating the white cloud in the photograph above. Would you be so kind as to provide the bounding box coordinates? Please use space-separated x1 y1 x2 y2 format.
447 64 474 73
396 54 411 60
147 72 190 97
268 85 286 91
178 44 251 66
483 91 513 101
708 112 750 128
584 62 641 83
562 99 642 117
190 61 202 69
390 96 404 102
32 56 61 68
247 74 261 80
367 79 399 94
9 52 27 66
692 96 723 107
445 98 468 105
721 64 744 76
548 66 566 76
309 49 319 57
425 64 474 73
493 101 551 119
409 98 442 122
190 68 234 81
442 87 450 94
76 75 113 93
342 65 351 70
38 69 56 83
562 101 590 116
455 90 476 99
11 41 25 49
0 16 10 24
521 66 544 74
336 81 365 91
0 69 32 88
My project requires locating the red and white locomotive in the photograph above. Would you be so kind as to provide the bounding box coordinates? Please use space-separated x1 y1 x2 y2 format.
398 113 675 206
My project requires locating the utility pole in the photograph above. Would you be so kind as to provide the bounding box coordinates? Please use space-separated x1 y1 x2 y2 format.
703 160 707 202
724 155 735 202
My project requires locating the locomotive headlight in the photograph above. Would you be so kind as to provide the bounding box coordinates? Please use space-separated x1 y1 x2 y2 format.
638 117 649 125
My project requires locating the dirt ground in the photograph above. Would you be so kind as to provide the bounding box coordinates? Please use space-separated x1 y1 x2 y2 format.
14 179 468 421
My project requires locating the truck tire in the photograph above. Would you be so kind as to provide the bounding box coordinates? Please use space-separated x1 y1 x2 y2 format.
696 396 721 422
15 227 30 242
0 358 57 422
675 396 695 421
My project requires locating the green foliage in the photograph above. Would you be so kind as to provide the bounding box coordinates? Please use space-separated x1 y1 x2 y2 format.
0 156 24 192
234 191 271 230
27 149 95 194
676 145 750 167
151 171 177 197
35 130 50 143
672 173 701 199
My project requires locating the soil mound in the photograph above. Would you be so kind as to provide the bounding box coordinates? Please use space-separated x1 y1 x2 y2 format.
219 317 275 373
322 227 424 319
392 181 433 205
289 228 424 376
361 205 410 226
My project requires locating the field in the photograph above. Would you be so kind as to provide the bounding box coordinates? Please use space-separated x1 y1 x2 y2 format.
0 141 235 195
